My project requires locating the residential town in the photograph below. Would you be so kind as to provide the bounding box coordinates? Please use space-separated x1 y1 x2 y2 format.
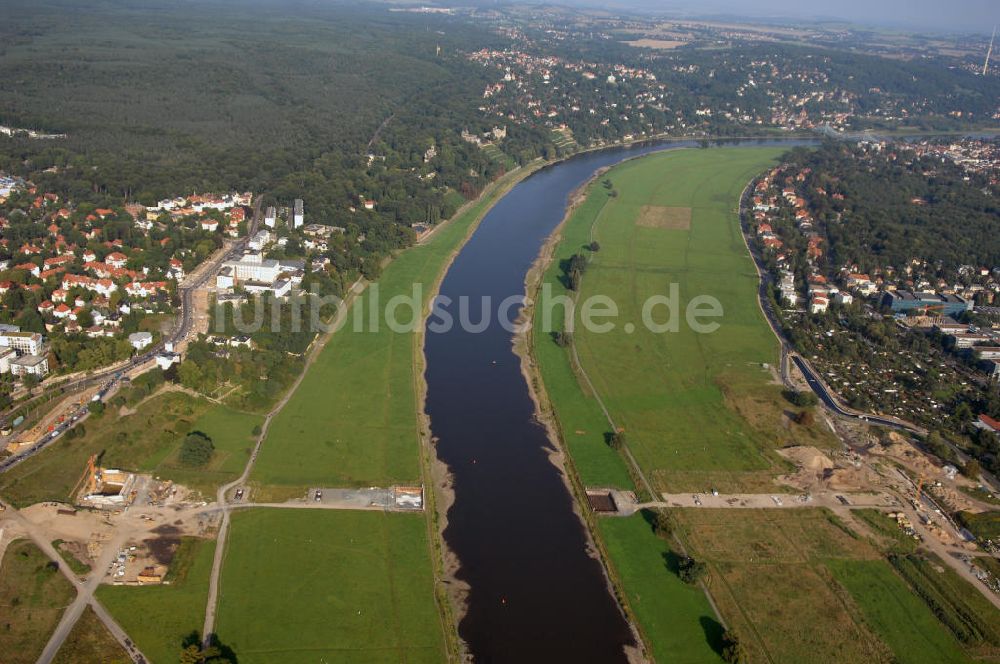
749 137 1000 472
0 177 253 390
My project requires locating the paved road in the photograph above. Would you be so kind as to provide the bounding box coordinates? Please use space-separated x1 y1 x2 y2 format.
0 197 262 436
790 354 924 433
200 276 364 646
3 508 150 664
736 187 926 437
658 491 899 510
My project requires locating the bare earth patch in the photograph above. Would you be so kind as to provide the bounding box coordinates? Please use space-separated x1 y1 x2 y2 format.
624 39 687 50
636 205 691 230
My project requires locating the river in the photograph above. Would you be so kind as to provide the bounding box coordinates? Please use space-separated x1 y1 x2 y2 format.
423 138 807 662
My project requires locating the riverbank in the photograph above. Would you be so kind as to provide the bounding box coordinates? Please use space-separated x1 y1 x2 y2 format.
519 147 795 662
412 160 549 660
512 163 649 663
515 145 988 664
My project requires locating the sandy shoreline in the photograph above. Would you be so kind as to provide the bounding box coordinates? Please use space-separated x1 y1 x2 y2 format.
417 140 747 661
512 165 648 663
413 161 547 661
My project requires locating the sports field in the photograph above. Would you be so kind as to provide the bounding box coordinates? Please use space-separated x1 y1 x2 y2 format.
532 146 836 494
214 509 446 663
250 166 534 490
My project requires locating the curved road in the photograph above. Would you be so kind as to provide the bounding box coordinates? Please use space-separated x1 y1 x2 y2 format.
0 199 263 475
736 184 925 437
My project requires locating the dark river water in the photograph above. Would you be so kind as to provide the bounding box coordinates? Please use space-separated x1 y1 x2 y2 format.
423 138 808 662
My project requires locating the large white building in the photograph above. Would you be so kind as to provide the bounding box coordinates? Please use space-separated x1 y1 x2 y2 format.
247 230 274 252
0 331 45 356
222 253 282 284
292 199 304 228
10 354 48 377
264 206 277 228
216 253 301 298
128 332 153 350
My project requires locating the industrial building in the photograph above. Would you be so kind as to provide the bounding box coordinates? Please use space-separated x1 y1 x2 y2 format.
881 290 972 317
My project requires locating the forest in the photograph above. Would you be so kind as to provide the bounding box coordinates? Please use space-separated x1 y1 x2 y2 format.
0 0 546 277
2 0 998 288
777 141 1000 276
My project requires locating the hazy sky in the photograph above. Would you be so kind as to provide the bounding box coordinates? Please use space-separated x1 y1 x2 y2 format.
603 0 999 34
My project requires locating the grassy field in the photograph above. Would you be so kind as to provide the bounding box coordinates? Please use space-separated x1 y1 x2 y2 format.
957 510 1000 541
250 165 533 490
890 553 1000 658
97 536 215 664
214 509 445 663
598 515 725 663
0 392 261 506
532 187 637 490
533 147 835 495
532 147 853 660
0 539 77 664
826 559 972 664
131 399 263 494
52 606 131 664
677 508 895 663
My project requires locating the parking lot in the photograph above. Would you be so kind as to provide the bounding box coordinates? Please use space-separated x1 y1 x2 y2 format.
306 487 394 510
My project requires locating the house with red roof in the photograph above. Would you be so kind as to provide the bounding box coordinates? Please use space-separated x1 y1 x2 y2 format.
977 415 1000 435
105 252 128 268
15 262 40 278
43 255 74 270
127 281 168 298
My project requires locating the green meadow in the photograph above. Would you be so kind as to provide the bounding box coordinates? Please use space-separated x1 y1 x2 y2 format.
598 515 725 663
214 509 445 664
826 559 972 664
531 147 902 663
0 540 77 664
0 392 262 506
250 166 534 491
544 147 838 492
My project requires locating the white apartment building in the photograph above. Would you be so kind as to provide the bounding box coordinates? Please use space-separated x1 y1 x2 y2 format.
0 331 45 356
10 354 49 377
